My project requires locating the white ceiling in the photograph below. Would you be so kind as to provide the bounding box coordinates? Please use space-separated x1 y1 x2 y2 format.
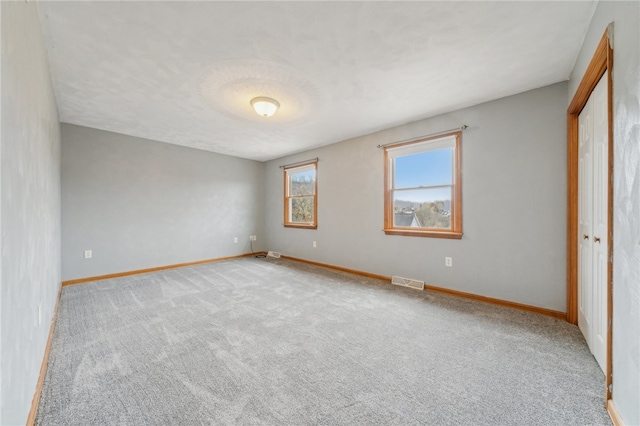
38 1 596 162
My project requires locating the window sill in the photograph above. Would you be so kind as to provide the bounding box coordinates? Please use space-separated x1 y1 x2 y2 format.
284 224 318 230
383 229 462 239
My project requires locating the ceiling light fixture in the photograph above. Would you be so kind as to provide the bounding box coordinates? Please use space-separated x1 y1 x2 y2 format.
250 97 280 117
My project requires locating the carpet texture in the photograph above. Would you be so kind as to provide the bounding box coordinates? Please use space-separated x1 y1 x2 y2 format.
36 257 611 425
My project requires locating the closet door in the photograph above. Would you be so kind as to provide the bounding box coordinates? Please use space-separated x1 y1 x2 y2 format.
577 71 608 374
577 87 594 352
590 71 608 372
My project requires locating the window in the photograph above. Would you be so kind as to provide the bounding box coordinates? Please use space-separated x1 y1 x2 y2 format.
284 161 317 228
384 131 462 239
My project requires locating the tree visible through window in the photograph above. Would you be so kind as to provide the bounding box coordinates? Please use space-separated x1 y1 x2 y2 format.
384 132 462 239
284 161 317 228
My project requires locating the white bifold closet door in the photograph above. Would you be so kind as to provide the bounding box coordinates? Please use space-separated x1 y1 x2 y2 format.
577 71 608 374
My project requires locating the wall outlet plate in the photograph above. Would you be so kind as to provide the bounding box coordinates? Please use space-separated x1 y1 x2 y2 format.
445 257 452 267
84 250 92 259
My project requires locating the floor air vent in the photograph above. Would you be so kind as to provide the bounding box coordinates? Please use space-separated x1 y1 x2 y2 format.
267 251 281 258
391 276 425 290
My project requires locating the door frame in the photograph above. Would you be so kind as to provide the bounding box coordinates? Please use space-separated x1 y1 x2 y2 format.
566 27 613 400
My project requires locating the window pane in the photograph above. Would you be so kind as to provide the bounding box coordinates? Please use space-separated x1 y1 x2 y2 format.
394 148 452 189
290 196 315 223
393 188 451 229
290 170 316 196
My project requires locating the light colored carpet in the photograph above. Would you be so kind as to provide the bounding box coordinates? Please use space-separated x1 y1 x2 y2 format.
37 257 610 425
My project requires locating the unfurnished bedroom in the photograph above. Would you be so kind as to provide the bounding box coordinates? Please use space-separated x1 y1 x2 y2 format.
1 1 639 425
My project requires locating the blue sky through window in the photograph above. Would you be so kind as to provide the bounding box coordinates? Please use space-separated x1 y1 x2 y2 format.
291 170 315 181
394 148 452 189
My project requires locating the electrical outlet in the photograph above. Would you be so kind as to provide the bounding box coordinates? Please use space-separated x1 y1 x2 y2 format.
84 250 92 259
313 240 317 248
445 257 453 267
249 235 257 241
253 235 257 241
234 237 238 243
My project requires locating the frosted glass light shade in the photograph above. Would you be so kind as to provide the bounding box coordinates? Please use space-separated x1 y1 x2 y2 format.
250 97 280 117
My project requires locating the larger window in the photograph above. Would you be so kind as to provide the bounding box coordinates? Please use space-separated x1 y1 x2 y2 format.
384 131 462 239
284 161 317 229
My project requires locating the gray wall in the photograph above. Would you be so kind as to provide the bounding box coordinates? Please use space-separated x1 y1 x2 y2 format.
1 2 62 425
264 82 568 312
569 2 640 423
61 124 264 281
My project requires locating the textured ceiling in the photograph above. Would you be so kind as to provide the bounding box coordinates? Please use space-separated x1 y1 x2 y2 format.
38 1 596 161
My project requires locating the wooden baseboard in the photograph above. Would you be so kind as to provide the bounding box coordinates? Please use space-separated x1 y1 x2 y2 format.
62 252 258 286
422 284 567 320
607 399 624 426
26 284 62 426
281 255 390 282
281 255 566 320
